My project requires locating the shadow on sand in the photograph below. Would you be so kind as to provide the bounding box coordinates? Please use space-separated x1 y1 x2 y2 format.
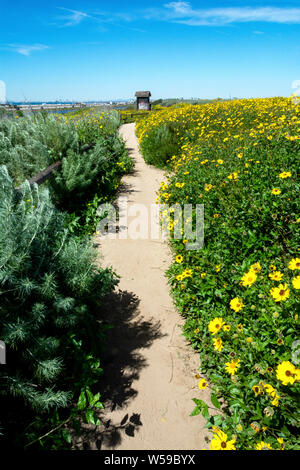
72 289 165 450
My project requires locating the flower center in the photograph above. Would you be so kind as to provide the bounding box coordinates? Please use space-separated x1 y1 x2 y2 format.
279 290 285 296
221 441 227 449
285 370 292 377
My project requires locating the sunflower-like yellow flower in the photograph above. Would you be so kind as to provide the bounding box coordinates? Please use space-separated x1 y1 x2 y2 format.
230 297 244 312
292 275 300 289
240 270 257 287
198 378 208 390
256 441 273 450
276 361 299 385
263 384 280 407
250 262 262 273
268 270 283 281
288 258 300 270
271 188 281 195
208 318 225 335
278 171 291 179
213 337 223 352
210 428 236 450
277 438 285 450
252 385 262 396
270 283 290 302
176 255 183 264
225 359 240 376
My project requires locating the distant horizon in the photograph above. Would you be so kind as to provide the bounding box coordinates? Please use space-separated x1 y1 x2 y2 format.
3 93 295 105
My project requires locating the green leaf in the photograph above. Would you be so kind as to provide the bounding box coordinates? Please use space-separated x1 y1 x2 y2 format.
85 409 96 425
94 401 104 409
202 404 210 421
190 406 201 417
62 429 72 444
211 393 221 409
77 391 87 411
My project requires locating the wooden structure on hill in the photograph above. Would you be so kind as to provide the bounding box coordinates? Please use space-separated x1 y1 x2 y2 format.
135 91 151 111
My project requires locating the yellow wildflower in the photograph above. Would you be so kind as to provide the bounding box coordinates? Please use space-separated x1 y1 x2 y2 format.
225 359 240 376
271 188 281 195
292 275 300 289
240 270 257 287
278 171 291 178
230 297 244 312
208 318 225 335
270 283 290 302
213 337 223 352
256 441 272 450
268 271 283 281
210 428 236 450
288 258 300 270
250 262 262 273
198 379 208 390
276 361 299 385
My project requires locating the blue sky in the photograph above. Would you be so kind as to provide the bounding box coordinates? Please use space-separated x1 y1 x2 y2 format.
1 1 300 101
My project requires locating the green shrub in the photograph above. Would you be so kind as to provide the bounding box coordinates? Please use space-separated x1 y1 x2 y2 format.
0 114 78 185
49 133 129 212
139 123 180 167
0 166 117 448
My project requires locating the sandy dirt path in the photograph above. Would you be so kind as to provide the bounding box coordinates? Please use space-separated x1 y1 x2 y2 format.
94 123 211 450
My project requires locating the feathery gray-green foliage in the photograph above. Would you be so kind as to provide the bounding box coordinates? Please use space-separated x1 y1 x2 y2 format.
0 166 117 443
0 114 78 185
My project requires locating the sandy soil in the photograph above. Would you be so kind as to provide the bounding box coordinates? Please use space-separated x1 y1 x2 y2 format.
90 123 211 450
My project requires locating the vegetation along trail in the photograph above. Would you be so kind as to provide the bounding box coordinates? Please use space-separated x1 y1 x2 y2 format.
95 123 211 450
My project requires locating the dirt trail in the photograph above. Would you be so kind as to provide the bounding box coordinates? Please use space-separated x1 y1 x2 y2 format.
94 123 211 450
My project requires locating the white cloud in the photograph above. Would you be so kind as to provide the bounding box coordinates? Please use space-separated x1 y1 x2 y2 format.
160 3 300 26
57 7 90 26
8 44 50 56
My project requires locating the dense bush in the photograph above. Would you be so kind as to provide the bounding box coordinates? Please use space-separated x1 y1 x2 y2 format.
0 166 118 448
0 110 133 236
138 98 300 450
50 133 130 212
0 114 78 184
136 104 201 167
139 123 181 168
